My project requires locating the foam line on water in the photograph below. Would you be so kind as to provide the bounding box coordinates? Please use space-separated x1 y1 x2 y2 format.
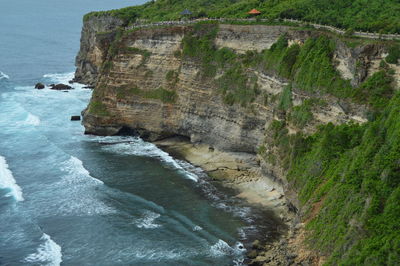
61 156 103 185
0 155 24 201
97 136 259 236
43 72 74 84
0 71 10 80
98 137 199 182
24 233 62 266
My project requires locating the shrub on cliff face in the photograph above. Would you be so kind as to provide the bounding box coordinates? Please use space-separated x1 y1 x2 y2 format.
182 23 260 106
289 98 327 128
258 35 352 98
386 45 400 64
352 69 394 110
88 101 110 116
217 66 258 107
165 70 179 86
182 24 219 78
278 85 292 111
292 36 352 98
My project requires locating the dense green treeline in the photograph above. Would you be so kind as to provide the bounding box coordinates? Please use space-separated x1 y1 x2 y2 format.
85 0 400 33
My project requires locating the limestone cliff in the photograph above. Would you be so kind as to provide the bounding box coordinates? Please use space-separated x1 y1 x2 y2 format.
75 17 386 151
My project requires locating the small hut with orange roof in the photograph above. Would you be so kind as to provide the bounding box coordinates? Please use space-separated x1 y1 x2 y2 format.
248 9 261 16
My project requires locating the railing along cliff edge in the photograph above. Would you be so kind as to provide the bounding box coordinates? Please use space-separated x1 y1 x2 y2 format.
125 17 400 41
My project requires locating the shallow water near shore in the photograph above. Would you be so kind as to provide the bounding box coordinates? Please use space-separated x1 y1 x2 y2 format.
0 1 279 265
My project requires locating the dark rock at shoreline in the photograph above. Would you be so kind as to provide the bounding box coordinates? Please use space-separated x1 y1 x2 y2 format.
252 240 262 250
35 83 45 89
68 80 74 84
83 86 95 89
71 115 81 121
50 84 73 90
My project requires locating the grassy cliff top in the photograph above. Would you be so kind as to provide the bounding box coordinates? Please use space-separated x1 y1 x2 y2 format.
84 0 400 33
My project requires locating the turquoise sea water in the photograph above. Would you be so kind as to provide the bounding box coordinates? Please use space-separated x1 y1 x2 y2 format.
0 1 276 265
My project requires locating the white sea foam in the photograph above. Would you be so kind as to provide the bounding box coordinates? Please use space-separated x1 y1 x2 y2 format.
210 240 245 257
61 156 103 185
134 210 161 229
99 137 199 182
0 156 24 201
193 225 203 231
43 72 74 85
24 233 62 266
50 156 118 216
98 136 259 230
24 113 41 126
0 71 9 80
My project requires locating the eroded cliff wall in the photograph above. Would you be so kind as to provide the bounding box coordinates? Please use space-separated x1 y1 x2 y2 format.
75 17 385 155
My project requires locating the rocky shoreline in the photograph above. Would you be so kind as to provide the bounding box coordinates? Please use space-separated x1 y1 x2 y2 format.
154 137 318 265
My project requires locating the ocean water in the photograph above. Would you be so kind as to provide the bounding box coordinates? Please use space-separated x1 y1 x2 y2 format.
0 1 277 265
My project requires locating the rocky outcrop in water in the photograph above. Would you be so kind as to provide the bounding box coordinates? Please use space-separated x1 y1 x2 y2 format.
50 84 73 90
35 83 45 89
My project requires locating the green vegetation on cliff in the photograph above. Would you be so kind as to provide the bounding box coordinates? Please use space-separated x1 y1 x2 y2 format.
88 101 110 116
265 84 399 265
238 25 399 264
289 93 400 264
84 0 400 33
182 23 260 107
181 25 356 107
260 34 353 98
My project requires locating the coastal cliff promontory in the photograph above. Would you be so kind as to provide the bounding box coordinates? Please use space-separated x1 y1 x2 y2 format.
76 12 400 265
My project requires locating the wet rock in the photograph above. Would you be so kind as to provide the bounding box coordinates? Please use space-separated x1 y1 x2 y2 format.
35 83 45 89
50 84 73 90
71 115 81 121
247 250 258 259
252 240 262 250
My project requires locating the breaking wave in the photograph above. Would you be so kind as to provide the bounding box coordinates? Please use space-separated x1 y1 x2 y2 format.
24 233 62 266
43 72 74 85
0 71 10 80
61 156 103 185
210 239 246 258
0 155 24 201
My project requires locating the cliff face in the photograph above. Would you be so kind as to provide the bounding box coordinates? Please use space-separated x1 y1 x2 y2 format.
74 15 125 85
75 17 384 155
